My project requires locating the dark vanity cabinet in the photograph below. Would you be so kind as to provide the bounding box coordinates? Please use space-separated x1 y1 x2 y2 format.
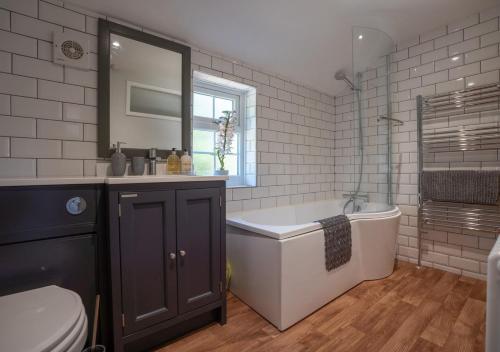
106 181 226 352
119 190 178 335
0 184 107 347
176 188 222 314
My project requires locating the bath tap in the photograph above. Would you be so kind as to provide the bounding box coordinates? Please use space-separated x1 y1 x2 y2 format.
342 193 367 214
342 193 369 201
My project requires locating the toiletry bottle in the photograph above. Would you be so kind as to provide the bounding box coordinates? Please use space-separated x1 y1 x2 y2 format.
148 148 157 175
111 141 127 176
167 148 180 175
180 149 193 175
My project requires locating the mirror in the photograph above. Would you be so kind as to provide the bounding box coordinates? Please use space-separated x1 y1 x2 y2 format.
98 20 191 158
109 33 182 150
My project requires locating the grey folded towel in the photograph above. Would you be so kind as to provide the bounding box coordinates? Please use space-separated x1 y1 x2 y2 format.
421 170 499 205
316 215 351 271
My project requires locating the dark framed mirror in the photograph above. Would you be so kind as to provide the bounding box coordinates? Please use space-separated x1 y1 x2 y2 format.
98 19 191 158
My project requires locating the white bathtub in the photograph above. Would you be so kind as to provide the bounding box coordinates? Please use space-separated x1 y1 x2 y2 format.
226 199 401 331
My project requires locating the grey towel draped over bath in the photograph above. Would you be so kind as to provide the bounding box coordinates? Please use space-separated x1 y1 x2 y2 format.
421 170 500 205
316 215 351 271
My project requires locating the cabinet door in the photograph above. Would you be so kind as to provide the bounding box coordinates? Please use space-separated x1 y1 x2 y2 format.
177 188 221 314
119 191 177 335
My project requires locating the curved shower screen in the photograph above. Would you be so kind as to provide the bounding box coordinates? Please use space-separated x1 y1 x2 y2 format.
345 26 394 213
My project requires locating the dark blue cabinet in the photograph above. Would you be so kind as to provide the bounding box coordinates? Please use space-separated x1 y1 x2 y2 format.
0 184 104 349
177 188 221 314
107 181 226 352
119 191 178 335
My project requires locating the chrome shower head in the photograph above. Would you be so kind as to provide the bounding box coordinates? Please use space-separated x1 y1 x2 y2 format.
334 70 346 80
334 70 356 90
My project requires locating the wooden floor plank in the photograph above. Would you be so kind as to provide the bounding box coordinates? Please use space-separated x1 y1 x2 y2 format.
425 271 460 303
409 338 442 352
420 279 473 347
378 298 442 352
314 325 366 352
441 298 486 352
469 280 487 302
157 263 486 352
350 300 416 352
401 267 444 306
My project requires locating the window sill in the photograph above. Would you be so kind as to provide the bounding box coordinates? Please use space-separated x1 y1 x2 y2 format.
227 184 255 189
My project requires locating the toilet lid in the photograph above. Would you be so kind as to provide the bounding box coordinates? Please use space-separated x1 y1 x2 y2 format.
51 308 87 352
0 285 85 352
65 313 88 352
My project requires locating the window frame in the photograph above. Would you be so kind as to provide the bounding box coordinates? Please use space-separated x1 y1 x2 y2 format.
193 82 246 187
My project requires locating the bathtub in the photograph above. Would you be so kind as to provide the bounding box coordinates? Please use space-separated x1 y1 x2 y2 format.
226 198 401 331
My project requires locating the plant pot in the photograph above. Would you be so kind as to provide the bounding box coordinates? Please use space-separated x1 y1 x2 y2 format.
214 169 229 176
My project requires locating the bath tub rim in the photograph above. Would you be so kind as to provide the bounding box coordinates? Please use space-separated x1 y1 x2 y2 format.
227 200 401 240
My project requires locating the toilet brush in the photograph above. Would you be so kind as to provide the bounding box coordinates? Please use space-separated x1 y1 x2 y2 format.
91 295 100 350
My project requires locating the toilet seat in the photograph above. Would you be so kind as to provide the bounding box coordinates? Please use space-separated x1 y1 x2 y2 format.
66 315 88 352
52 307 86 352
0 285 88 352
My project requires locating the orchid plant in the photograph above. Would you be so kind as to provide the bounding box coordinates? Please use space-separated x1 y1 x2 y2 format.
214 110 238 172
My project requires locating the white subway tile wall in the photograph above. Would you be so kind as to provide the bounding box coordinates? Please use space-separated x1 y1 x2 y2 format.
352 7 498 280
1 0 499 278
0 0 336 211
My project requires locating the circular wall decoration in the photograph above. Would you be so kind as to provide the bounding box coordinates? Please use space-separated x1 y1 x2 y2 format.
61 40 84 60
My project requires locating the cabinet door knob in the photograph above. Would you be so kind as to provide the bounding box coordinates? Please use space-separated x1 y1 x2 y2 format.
179 250 186 257
169 253 176 260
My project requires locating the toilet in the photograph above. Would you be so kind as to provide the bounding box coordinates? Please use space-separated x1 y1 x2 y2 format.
0 285 88 352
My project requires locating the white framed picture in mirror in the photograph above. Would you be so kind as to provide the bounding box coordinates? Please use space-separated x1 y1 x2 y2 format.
125 81 182 121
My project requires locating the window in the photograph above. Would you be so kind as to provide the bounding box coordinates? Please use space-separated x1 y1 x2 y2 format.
192 83 245 187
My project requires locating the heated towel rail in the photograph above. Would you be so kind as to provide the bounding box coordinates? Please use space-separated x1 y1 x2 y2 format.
417 82 500 267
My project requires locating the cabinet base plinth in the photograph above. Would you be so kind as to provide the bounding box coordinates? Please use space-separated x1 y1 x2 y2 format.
123 306 224 352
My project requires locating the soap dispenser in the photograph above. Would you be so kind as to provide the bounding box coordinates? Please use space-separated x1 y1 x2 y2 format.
111 141 127 176
180 149 193 175
166 148 180 175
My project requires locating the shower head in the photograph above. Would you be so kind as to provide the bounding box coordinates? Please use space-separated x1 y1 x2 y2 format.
334 70 347 80
334 70 356 90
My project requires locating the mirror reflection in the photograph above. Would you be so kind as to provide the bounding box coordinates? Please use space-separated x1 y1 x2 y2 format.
109 33 182 150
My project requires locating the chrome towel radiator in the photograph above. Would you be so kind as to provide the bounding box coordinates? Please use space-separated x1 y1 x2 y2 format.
416 82 500 267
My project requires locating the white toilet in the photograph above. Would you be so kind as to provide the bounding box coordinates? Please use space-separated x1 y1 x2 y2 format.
0 285 88 352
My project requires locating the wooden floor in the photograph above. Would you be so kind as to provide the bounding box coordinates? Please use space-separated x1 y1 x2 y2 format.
157 262 487 352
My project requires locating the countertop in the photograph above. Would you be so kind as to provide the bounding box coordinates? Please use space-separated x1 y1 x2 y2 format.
0 175 229 187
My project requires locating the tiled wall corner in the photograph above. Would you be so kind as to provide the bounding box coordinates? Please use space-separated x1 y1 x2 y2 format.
388 6 500 280
194 54 337 211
